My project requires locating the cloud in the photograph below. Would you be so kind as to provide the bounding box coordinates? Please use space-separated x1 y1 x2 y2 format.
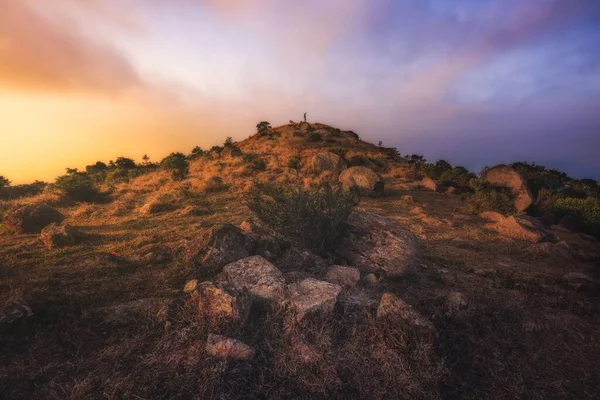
0 1 141 93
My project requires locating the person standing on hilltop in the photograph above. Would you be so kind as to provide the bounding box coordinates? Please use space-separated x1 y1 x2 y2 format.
304 112 307 122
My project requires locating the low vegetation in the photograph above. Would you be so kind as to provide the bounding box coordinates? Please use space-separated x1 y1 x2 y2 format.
54 169 103 202
247 182 358 255
467 179 516 214
161 152 189 181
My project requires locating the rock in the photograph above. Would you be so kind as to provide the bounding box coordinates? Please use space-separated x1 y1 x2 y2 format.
99 298 170 324
183 279 198 293
528 242 571 260
445 292 469 312
337 290 379 313
481 165 534 212
0 301 33 323
420 177 438 192
293 342 322 364
5 203 64 234
239 221 253 233
480 212 552 243
339 166 384 196
400 195 414 203
220 256 286 304
364 273 379 285
325 265 360 288
288 278 342 321
206 334 254 361
187 224 254 276
446 186 457 195
376 293 435 334
179 205 213 217
194 281 251 327
308 152 347 172
40 223 82 249
132 245 171 265
337 211 418 278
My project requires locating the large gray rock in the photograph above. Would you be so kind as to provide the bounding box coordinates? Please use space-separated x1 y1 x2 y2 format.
308 152 347 172
325 265 360 288
481 165 534 212
288 278 342 321
206 334 254 360
5 203 64 234
337 211 418 278
481 212 552 243
186 224 254 276
339 166 384 196
40 223 82 249
220 256 286 304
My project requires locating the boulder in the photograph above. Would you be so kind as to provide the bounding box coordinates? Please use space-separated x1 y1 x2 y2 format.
308 152 347 172
325 265 360 288
220 256 286 304
40 223 82 249
5 203 64 234
288 278 342 321
187 224 254 276
480 212 552 243
364 273 379 285
420 177 438 192
446 186 457 195
376 293 435 335
193 281 251 328
0 301 33 323
206 334 254 361
336 211 418 278
528 242 571 260
481 165 534 212
339 167 384 196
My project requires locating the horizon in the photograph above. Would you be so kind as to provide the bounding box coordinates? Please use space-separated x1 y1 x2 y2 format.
2 0 600 184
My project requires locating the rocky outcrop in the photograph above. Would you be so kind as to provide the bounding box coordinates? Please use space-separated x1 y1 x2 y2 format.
40 223 82 249
420 177 438 192
481 212 552 243
5 203 64 234
192 281 251 328
288 278 342 321
481 165 534 212
206 334 254 360
337 211 418 278
376 293 435 335
325 265 360 288
187 224 254 276
339 167 384 196
220 256 286 304
308 152 347 172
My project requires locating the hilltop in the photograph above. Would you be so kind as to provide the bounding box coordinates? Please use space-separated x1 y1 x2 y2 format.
0 121 599 399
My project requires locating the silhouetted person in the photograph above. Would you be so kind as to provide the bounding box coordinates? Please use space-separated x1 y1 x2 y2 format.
304 112 307 122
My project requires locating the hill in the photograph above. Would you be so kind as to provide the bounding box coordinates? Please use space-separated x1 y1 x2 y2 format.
0 121 599 399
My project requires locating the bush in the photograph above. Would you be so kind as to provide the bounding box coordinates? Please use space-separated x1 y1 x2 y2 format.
114 157 137 169
423 160 453 180
307 132 322 142
0 175 10 188
189 146 205 160
347 155 368 167
439 166 476 187
246 183 358 256
287 156 301 171
553 197 600 233
256 121 272 135
55 170 102 202
161 152 189 181
330 147 348 159
243 154 267 171
105 168 130 185
468 179 516 215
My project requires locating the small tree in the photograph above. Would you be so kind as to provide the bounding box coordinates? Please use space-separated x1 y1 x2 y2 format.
55 169 101 202
287 156 301 171
161 152 189 181
256 121 271 136
224 137 234 147
142 154 150 165
115 157 137 169
0 175 11 188
189 146 205 160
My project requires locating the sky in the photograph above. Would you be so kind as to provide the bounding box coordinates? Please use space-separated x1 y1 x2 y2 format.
1 0 599 183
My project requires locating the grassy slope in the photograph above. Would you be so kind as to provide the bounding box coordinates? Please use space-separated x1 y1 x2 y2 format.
0 123 599 399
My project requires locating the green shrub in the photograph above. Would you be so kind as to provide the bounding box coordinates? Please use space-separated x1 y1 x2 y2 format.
247 183 358 255
439 166 476 187
330 147 348 159
468 179 516 215
0 175 10 188
553 197 600 232
347 155 368 167
287 156 301 170
55 170 101 202
256 121 272 136
422 160 452 180
307 132 322 142
113 157 136 169
105 168 130 185
189 146 205 160
243 153 267 171
161 152 189 181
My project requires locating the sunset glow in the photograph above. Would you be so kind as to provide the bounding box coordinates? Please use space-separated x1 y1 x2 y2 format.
1 0 599 183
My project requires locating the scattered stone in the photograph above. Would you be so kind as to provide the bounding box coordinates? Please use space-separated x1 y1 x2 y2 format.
400 195 414 203
325 265 360 288
293 342 322 363
480 212 552 243
221 256 286 304
183 279 198 293
40 223 82 249
481 164 534 212
337 290 379 313
420 177 438 192
445 292 469 312
0 301 33 323
206 334 254 361
446 186 457 195
308 152 347 172
364 273 379 285
528 242 571 260
239 221 253 233
288 278 342 321
339 166 384 196
5 203 64 234
337 211 418 278
194 281 251 327
132 245 171 265
376 293 435 334
186 224 253 276
99 298 170 324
